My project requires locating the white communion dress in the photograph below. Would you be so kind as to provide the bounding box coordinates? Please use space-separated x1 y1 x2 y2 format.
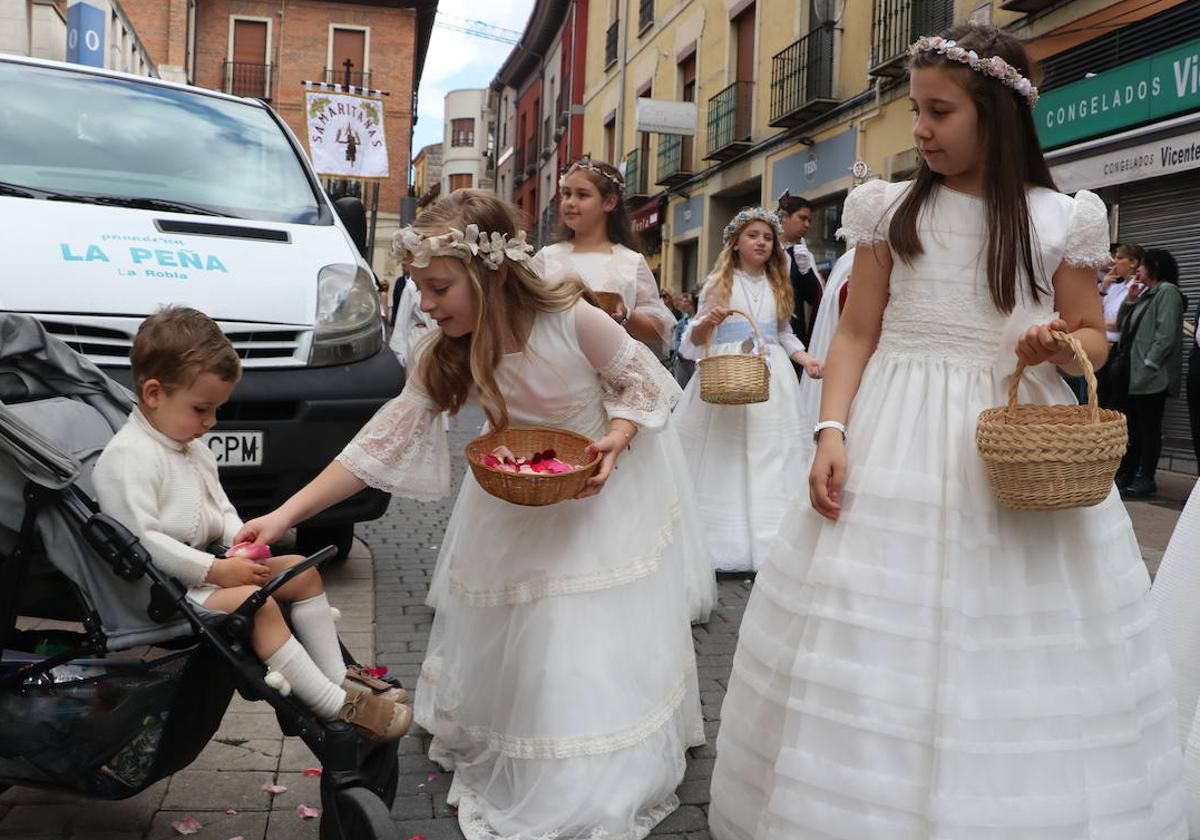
797 247 855 465
708 179 1187 839
533 241 716 622
673 269 811 573
337 301 705 840
1150 481 1200 835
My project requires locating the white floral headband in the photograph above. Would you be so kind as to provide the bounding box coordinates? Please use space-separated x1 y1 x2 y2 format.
910 36 1039 107
392 224 533 271
722 207 785 248
559 156 624 193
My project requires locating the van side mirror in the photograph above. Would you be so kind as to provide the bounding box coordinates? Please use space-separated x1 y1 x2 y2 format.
333 197 368 258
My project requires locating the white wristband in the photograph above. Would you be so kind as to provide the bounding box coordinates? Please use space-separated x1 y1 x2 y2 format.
813 420 847 444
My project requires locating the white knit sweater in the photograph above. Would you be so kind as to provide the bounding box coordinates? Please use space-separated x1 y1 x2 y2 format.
93 407 243 587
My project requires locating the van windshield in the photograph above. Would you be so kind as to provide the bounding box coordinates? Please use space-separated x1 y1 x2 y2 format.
0 61 323 224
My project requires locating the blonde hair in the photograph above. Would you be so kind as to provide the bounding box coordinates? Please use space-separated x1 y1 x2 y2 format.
414 189 588 430
709 213 793 322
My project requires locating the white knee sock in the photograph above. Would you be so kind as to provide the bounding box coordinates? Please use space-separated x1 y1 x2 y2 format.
289 593 347 685
265 636 346 720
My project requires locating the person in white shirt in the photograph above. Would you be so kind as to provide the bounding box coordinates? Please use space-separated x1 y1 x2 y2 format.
93 306 411 741
1098 242 1143 408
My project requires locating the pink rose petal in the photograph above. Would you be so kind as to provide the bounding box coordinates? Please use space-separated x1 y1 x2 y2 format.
426 772 437 781
229 837 246 840
225 808 238 815
261 783 288 794
226 542 272 561
302 767 322 777
170 815 203 835
409 836 428 840
296 803 321 820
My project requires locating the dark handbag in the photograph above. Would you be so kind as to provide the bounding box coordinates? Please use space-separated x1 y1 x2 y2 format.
1109 300 1150 390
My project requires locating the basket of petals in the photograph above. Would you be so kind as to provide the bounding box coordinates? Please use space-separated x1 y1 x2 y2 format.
465 427 601 506
592 291 624 317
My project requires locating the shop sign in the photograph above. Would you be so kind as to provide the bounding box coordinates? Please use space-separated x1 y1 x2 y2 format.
1050 128 1200 192
635 99 698 136
632 201 662 234
1036 36 1200 148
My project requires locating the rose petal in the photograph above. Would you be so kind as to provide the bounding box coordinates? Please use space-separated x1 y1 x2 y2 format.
225 808 238 815
296 803 321 820
262 783 288 794
302 767 323 777
170 815 203 835
426 772 438 781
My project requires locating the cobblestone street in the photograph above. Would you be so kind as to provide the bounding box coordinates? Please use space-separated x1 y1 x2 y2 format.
362 406 744 839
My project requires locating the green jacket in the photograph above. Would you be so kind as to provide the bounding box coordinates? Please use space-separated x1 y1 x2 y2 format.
1116 282 1185 396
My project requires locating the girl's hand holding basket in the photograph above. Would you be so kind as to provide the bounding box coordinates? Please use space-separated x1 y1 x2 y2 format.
575 421 636 499
1016 318 1075 368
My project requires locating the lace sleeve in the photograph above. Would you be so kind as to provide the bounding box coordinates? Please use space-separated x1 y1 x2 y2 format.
574 302 682 431
335 381 450 502
835 179 890 246
778 317 806 357
678 275 723 362
1063 189 1111 269
630 251 676 357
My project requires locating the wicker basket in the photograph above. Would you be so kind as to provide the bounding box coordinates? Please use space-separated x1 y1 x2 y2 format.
698 309 770 405
592 291 624 317
465 426 602 507
976 330 1127 511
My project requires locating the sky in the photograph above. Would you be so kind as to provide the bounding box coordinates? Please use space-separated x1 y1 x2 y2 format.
412 0 536 159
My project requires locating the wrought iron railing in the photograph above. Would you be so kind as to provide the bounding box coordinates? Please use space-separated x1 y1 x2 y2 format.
324 67 371 88
870 0 952 74
222 61 271 99
770 25 836 125
706 80 753 157
656 133 693 185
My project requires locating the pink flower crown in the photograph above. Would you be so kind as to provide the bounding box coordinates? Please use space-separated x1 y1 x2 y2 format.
910 36 1039 107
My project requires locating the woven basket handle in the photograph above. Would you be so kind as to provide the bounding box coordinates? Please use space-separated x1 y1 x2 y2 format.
1007 329 1100 424
703 308 766 360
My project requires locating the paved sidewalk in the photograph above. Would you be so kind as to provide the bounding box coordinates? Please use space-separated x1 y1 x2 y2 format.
0 541 379 840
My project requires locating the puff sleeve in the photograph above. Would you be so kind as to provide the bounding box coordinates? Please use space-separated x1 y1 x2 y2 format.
1062 189 1112 269
835 179 891 246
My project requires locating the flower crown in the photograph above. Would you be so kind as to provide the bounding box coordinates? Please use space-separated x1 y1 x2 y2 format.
722 207 785 248
910 36 1039 107
559 156 624 193
393 224 533 271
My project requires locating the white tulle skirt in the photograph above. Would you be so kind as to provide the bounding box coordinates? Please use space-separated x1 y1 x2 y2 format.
709 351 1187 839
673 342 809 573
1149 481 1200 836
415 424 706 840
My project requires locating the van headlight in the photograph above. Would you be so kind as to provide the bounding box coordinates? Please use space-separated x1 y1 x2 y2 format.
310 264 383 366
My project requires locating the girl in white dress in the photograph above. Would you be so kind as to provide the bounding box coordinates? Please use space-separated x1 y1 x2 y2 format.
534 157 716 622
709 25 1186 839
674 208 824 574
532 158 677 358
796 246 855 464
237 190 705 840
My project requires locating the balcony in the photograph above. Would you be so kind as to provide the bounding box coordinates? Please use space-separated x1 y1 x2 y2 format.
638 0 654 34
324 67 372 88
770 26 838 128
869 0 953 77
557 79 571 129
514 145 527 185
605 20 619 68
542 115 553 159
704 80 753 162
222 61 271 99
624 148 650 201
655 133 694 188
524 137 538 176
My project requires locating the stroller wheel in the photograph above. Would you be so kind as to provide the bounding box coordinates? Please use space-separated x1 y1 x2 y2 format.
318 784 399 840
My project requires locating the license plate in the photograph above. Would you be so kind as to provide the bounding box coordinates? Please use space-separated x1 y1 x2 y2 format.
203 431 264 466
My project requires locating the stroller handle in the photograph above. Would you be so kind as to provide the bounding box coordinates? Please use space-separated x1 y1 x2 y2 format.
227 546 339 634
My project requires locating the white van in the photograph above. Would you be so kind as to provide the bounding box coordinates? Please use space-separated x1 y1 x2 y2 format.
0 55 403 557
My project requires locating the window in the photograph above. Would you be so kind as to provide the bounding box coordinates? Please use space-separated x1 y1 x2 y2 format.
328 26 368 86
451 118 475 147
603 114 616 164
228 18 270 99
679 52 696 168
639 0 654 33
449 173 473 191
637 84 651 194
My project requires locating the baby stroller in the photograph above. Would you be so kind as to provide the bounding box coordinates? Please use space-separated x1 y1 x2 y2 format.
0 315 401 840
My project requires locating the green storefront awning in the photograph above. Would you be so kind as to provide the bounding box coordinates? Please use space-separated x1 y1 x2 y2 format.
1035 37 1200 148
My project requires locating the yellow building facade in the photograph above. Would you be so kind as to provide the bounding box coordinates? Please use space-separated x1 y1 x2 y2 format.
577 0 1144 294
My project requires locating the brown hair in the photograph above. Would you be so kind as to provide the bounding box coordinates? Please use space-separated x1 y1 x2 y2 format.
131 305 240 395
1114 243 1144 265
555 158 644 252
890 23 1056 314
708 212 794 323
413 189 590 430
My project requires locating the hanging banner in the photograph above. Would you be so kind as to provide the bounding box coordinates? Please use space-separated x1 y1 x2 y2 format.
305 91 389 179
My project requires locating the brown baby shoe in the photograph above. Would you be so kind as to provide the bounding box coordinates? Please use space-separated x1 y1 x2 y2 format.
335 687 413 742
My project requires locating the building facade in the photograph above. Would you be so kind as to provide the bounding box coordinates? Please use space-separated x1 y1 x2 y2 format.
441 88 494 195
1 0 156 74
121 0 434 274
412 141 442 204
